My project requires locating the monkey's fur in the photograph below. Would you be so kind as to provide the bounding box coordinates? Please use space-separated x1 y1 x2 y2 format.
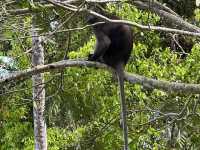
87 12 133 150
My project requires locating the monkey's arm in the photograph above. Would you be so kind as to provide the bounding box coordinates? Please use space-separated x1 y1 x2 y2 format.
88 31 111 61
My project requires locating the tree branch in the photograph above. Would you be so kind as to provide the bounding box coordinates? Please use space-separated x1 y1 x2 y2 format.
6 4 53 15
131 0 200 32
5 0 200 37
43 0 200 38
1 60 200 94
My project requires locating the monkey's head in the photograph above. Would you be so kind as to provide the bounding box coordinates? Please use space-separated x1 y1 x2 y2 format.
86 4 106 24
86 14 99 24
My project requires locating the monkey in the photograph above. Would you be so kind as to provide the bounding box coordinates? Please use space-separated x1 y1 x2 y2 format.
87 12 133 150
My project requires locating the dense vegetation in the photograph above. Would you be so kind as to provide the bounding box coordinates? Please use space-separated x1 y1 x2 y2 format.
0 0 200 149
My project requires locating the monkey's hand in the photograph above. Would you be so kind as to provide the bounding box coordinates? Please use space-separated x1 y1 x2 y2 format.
88 54 104 64
87 54 95 61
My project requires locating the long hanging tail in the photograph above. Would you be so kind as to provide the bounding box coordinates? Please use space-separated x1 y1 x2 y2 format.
116 64 128 150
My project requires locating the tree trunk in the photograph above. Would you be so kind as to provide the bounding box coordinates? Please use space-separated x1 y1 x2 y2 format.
32 23 47 150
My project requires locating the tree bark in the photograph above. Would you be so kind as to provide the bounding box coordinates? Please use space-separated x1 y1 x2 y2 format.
32 19 47 150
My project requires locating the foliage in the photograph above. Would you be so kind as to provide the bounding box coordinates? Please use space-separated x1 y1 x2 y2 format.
0 1 200 150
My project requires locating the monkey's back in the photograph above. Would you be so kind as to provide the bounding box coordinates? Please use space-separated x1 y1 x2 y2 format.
102 24 133 68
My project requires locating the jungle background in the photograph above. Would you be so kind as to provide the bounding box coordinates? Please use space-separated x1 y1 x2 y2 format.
1 0 200 149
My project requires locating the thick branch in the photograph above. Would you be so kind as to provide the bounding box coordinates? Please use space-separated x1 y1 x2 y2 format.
132 0 200 32
125 73 200 94
1 60 200 94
